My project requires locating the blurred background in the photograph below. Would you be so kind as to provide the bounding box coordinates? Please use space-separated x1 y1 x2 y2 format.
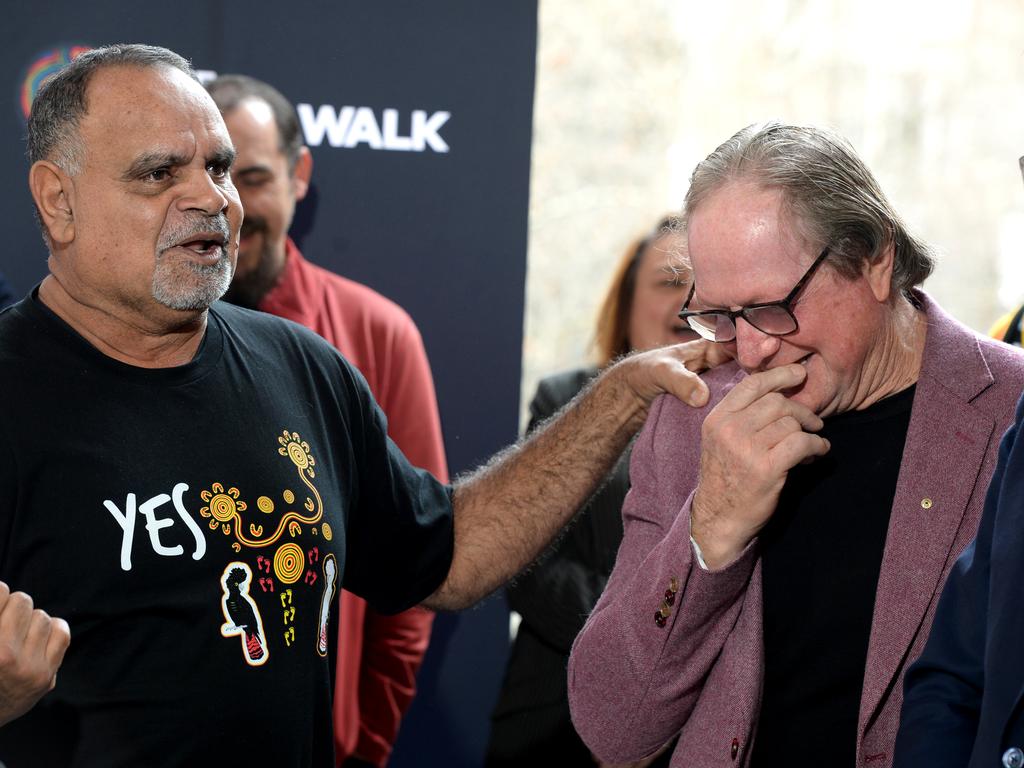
523 0 1024 419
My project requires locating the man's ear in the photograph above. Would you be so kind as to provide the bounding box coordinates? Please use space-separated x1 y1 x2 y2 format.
28 161 75 245
864 242 895 303
291 146 312 202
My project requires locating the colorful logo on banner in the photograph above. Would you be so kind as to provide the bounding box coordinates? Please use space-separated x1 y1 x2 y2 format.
19 45 92 120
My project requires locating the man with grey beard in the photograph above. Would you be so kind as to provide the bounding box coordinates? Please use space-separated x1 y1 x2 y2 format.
0 44 723 767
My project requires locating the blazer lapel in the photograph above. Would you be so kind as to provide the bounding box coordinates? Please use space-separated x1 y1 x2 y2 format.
858 296 997 734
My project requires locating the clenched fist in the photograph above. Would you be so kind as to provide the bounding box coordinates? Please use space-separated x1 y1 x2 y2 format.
0 582 71 726
691 364 830 569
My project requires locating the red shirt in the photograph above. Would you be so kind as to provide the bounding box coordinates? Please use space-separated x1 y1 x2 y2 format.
260 239 448 766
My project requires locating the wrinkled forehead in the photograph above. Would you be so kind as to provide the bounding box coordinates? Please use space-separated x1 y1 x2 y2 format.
686 182 814 306
79 65 232 161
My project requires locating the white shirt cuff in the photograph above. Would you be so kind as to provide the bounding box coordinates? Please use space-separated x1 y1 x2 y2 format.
690 535 710 570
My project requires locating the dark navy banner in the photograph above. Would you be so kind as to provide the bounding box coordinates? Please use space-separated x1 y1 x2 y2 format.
1 3 536 765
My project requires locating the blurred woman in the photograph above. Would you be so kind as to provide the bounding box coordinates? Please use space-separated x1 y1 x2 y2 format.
485 215 694 767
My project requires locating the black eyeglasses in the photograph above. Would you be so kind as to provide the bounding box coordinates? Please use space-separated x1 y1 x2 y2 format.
678 247 831 343
1019 155 1023 185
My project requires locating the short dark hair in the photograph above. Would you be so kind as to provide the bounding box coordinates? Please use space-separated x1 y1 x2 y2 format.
206 74 304 170
27 43 195 174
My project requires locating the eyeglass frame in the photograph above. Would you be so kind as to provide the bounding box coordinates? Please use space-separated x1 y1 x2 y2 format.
1019 155 1024 185
677 246 831 342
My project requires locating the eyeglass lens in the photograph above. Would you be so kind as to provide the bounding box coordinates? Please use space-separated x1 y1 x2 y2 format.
686 304 798 342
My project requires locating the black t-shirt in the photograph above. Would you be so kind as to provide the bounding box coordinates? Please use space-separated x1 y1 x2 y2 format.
0 292 454 767
750 385 915 767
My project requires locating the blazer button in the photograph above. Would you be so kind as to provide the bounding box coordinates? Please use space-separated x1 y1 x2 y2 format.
731 737 739 760
1003 747 1024 768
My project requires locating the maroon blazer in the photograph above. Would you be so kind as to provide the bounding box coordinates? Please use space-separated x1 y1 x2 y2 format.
568 293 1024 768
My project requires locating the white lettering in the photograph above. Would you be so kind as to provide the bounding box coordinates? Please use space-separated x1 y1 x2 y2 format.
171 483 206 561
138 494 183 558
103 494 137 572
344 107 384 149
411 110 451 153
297 103 355 148
382 109 413 151
104 485 208 570
299 104 450 153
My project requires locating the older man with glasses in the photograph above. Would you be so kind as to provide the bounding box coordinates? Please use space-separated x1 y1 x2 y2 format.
567 122 1024 768
893 157 1024 767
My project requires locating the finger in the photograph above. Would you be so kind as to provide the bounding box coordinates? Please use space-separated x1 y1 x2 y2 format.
659 358 712 408
721 364 808 412
0 592 35 648
741 391 824 434
43 618 70 672
754 415 806 450
0 582 10 613
702 340 733 369
671 339 730 374
617 348 713 408
769 432 831 473
23 610 53 667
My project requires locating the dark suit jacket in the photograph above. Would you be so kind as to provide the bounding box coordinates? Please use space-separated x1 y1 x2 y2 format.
487 367 632 765
568 293 1024 768
896 392 1024 766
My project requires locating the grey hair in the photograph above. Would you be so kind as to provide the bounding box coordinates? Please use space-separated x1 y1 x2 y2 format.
27 43 196 176
682 122 935 295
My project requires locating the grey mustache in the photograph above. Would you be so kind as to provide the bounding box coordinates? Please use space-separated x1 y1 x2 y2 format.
158 215 232 253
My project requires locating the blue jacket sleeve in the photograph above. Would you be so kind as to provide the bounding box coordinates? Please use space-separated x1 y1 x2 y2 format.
893 394 1024 766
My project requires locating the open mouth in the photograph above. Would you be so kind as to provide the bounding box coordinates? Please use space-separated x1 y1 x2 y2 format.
170 233 227 259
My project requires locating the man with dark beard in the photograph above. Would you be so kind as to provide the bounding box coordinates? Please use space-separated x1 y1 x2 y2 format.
207 74 446 768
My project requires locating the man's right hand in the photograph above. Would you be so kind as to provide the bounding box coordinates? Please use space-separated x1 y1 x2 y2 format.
0 582 70 726
691 364 830 569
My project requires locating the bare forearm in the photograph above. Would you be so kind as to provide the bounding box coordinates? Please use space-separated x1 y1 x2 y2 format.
422 341 725 610
424 365 645 610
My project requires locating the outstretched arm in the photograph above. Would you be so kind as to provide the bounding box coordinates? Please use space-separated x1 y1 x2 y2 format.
424 340 728 611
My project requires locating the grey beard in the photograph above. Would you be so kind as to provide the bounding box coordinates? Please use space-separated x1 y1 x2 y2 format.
151 255 233 311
